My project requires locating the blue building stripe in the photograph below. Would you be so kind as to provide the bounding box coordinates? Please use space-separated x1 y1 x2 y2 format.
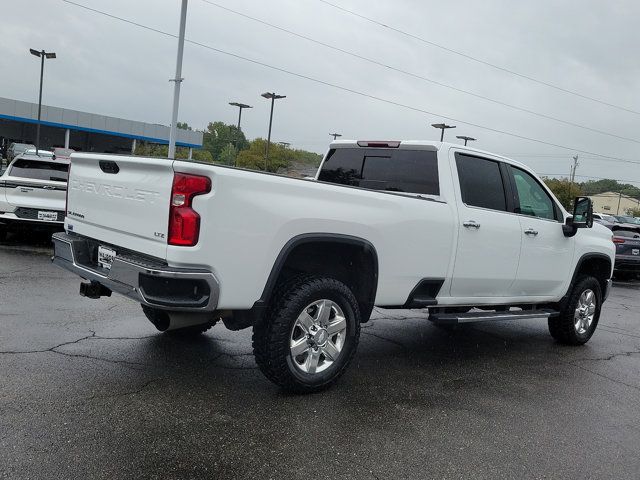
0 113 202 148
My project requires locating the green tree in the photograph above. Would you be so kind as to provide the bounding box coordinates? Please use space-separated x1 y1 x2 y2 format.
543 177 583 210
236 138 292 173
133 141 212 163
218 143 238 166
176 122 192 131
628 207 640 217
581 179 640 198
202 121 248 160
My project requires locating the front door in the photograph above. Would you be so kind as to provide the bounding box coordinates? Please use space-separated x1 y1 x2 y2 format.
507 165 574 297
450 153 522 297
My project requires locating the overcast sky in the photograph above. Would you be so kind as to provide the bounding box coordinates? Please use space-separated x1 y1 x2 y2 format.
2 0 639 183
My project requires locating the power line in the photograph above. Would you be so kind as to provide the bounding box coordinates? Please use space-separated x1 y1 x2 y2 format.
61 1 640 166
315 0 640 116
200 0 640 145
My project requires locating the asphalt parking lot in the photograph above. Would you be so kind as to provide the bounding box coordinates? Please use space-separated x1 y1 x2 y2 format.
1 234 639 480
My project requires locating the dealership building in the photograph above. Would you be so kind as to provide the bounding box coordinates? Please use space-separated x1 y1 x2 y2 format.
0 96 202 157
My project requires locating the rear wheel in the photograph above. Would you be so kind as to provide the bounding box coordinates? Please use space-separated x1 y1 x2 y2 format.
253 276 361 393
548 276 601 345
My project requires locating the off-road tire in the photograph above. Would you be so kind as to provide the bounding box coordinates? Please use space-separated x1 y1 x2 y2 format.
548 275 602 345
252 275 361 393
141 305 217 336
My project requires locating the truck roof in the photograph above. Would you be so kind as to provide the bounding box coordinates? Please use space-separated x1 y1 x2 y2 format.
328 140 530 170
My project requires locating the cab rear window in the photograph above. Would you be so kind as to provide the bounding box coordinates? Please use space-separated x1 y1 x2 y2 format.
318 148 439 195
9 159 69 182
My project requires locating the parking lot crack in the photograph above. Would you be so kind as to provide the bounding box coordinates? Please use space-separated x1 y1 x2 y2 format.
572 350 640 362
361 330 406 349
83 378 161 402
0 331 97 355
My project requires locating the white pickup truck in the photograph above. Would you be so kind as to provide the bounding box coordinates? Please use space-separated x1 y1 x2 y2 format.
52 140 615 392
0 154 69 239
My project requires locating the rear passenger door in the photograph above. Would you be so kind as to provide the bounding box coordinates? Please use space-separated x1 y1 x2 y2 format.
506 165 573 297
450 153 522 297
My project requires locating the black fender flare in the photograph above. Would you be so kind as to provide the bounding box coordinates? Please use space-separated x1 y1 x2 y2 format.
256 233 379 309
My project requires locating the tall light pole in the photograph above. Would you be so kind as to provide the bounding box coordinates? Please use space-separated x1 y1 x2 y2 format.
431 123 455 142
330 133 342 140
229 102 252 136
168 0 188 160
456 135 476 146
229 102 252 164
261 92 286 171
29 48 56 155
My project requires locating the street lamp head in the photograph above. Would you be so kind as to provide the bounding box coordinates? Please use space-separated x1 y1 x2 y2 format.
29 48 41 57
30 49 56 59
329 133 342 138
456 135 476 141
45 52 57 59
229 102 252 109
431 123 456 130
261 92 286 100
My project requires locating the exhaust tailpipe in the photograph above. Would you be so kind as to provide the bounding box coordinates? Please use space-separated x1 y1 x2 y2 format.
79 281 112 299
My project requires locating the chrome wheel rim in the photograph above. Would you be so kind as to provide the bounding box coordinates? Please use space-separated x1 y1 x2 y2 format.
574 289 596 335
290 299 347 374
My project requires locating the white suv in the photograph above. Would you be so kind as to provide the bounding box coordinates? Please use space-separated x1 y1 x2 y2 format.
0 154 69 238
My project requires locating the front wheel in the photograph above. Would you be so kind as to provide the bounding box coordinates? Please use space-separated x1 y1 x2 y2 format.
548 276 602 345
253 276 361 393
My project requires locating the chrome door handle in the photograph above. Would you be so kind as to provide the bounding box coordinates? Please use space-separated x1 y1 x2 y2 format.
524 228 539 236
463 220 481 229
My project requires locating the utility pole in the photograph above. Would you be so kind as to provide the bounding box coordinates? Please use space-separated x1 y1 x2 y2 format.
617 190 623 215
29 48 56 155
168 0 188 160
570 154 579 183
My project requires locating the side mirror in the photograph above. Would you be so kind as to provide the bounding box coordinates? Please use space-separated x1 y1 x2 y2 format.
563 196 593 237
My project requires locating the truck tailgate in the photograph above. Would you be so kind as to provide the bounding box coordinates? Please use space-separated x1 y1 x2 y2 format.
66 153 174 260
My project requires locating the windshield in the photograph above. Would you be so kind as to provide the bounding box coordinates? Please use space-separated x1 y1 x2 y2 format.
9 159 69 182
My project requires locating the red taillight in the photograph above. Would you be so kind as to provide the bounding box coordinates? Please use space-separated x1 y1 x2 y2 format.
613 237 625 244
168 173 211 246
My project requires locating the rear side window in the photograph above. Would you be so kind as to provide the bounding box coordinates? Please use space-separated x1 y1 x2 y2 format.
318 148 439 195
455 154 507 211
9 160 69 182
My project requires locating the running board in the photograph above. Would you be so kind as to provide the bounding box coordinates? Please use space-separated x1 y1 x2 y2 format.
428 309 558 324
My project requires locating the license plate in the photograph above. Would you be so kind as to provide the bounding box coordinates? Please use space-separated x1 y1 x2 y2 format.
97 245 117 270
633 249 639 256
37 211 58 221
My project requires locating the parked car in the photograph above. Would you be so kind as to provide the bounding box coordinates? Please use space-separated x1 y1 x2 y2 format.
52 140 615 392
612 229 640 280
23 149 55 158
52 147 75 161
593 213 614 229
6 142 36 162
0 154 69 239
611 215 640 234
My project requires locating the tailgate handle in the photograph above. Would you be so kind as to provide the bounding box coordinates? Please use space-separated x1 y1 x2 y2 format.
99 160 120 174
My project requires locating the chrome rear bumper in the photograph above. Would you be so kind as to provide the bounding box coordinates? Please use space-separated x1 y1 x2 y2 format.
52 232 219 312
